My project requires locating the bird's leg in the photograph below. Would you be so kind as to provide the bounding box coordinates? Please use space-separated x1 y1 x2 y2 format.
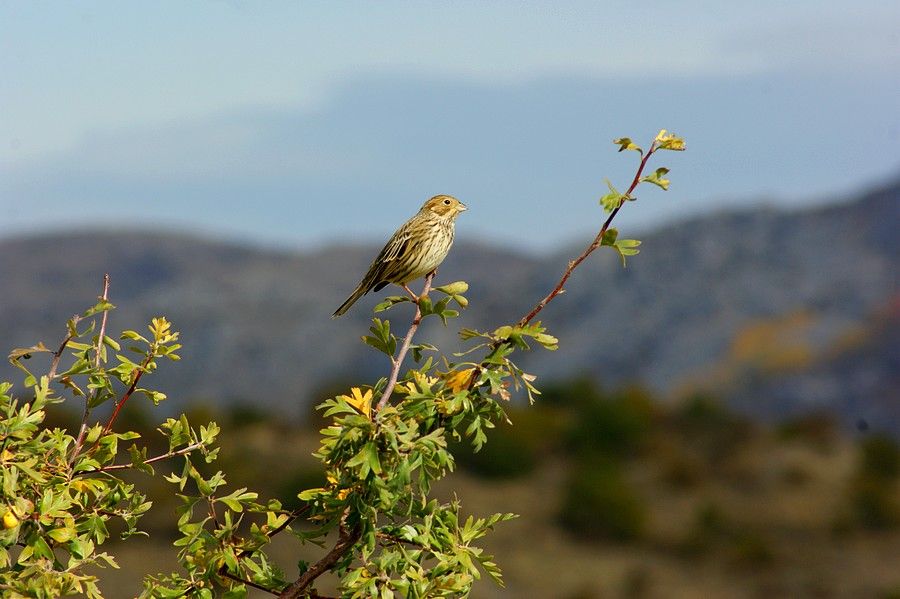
401 284 418 302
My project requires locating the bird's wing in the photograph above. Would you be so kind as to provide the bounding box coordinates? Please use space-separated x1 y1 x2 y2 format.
360 228 412 290
380 230 412 263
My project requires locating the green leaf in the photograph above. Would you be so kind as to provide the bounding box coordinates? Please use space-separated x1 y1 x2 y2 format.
613 137 643 153
600 228 641 266
600 228 619 247
641 167 671 190
434 281 468 296
297 488 324 501
102 335 122 351
373 295 410 313
120 330 148 343
613 238 642 266
8 343 51 361
599 179 631 212
83 299 115 317
47 526 75 543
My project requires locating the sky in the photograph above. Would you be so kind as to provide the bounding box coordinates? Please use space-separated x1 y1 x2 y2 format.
1 1 898 250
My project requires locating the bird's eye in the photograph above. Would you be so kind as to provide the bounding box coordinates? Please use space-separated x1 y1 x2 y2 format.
443 199 451 205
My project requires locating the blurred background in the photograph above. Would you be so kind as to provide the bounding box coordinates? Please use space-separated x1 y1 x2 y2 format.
1 2 898 597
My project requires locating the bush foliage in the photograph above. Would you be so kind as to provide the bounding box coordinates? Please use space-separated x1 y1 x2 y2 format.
1 131 684 597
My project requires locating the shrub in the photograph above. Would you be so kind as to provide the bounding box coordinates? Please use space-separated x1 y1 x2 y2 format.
452 426 538 479
843 435 900 531
566 387 655 461
559 459 647 542
860 435 900 481
0 130 685 597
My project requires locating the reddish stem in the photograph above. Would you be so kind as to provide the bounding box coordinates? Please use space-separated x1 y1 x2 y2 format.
517 146 656 327
99 353 152 438
375 272 434 412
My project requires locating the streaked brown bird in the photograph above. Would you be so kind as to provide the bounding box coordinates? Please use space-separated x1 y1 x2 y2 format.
332 194 467 317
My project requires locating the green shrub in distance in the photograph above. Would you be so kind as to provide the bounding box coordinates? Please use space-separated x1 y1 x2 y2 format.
559 459 646 542
775 411 838 449
566 386 654 460
844 435 900 531
860 435 900 481
671 393 751 464
452 424 538 479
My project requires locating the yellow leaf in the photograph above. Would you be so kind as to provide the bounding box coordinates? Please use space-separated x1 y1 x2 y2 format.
444 368 476 393
654 129 686 151
339 387 373 419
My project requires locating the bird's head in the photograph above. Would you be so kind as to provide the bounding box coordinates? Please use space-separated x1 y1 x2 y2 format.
421 195 467 219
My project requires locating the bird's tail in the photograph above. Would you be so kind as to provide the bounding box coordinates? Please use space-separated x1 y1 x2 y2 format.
332 285 366 318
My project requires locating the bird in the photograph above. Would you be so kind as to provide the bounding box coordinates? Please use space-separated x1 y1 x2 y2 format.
332 194 467 317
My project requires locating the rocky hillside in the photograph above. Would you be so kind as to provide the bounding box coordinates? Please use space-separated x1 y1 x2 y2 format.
1 181 897 429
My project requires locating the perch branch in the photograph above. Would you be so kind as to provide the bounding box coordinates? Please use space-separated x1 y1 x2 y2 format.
375 272 435 411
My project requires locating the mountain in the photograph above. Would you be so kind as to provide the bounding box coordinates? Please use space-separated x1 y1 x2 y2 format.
1 181 897 430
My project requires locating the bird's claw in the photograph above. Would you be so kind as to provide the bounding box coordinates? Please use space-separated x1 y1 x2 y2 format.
402 284 418 302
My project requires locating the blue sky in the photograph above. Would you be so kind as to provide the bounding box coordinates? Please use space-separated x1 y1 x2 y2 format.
1 1 898 249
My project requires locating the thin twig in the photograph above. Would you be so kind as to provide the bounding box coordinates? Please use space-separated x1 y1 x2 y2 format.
517 145 656 327
219 568 280 595
236 506 310 558
71 274 110 463
375 272 434 412
467 143 659 390
376 531 426 549
47 320 79 380
278 515 361 599
99 352 153 438
85 441 204 473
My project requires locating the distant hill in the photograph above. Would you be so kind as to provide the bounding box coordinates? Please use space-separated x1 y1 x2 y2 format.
1 181 897 430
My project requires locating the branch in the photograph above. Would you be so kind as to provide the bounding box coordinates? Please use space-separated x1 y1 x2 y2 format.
99 352 153 437
86 441 204 473
219 568 280 595
47 320 80 380
237 506 310 558
376 531 426 549
375 272 435 412
517 145 656 327
467 142 660 391
71 274 110 463
278 517 361 599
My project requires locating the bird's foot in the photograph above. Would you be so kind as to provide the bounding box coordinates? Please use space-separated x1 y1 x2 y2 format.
402 284 418 302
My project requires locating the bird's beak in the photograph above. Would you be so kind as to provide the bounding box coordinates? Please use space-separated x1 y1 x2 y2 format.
458 203 468 212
